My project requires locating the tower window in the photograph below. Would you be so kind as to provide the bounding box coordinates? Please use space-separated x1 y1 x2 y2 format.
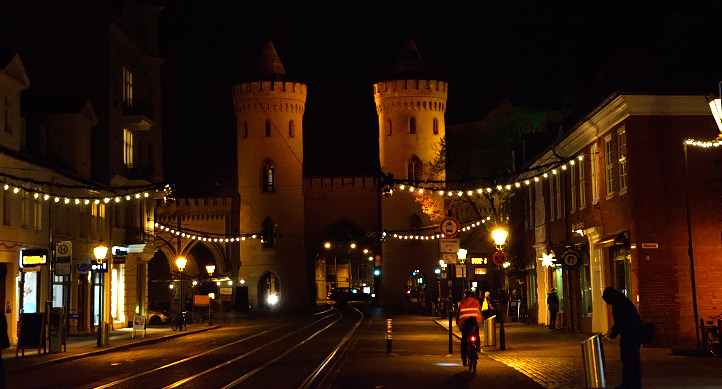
122 66 134 107
408 155 423 182
242 121 248 139
386 119 392 136
265 119 272 137
123 128 134 168
409 117 416 134
433 118 439 135
289 120 295 138
262 160 275 192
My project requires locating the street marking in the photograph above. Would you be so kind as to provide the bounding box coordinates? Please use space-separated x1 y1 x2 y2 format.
162 312 341 389
92 321 300 389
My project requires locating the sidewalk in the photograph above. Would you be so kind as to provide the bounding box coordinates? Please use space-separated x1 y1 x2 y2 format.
3 323 219 371
435 318 722 388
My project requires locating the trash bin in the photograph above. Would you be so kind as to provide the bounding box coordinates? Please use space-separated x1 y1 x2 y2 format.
483 315 497 349
581 335 607 388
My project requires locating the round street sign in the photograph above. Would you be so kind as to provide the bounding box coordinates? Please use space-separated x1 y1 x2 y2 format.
440 217 461 238
492 250 506 266
561 248 581 268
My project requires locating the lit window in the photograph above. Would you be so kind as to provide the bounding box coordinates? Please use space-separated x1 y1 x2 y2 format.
570 164 577 213
578 155 586 209
591 143 599 205
111 265 125 323
409 117 416 134
605 135 615 197
386 119 392 136
123 128 134 168
262 160 275 192
618 127 628 194
265 119 272 137
433 118 439 135
289 120 295 138
122 67 134 107
407 155 422 182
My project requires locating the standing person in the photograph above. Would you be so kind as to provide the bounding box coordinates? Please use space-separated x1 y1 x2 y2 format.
603 287 642 389
456 290 482 367
481 291 495 319
0 312 9 389
547 288 559 329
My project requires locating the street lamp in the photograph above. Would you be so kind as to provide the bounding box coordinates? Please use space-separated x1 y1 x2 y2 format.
205 264 215 277
175 256 187 330
489 225 509 350
93 245 108 347
349 242 357 249
363 248 369 255
323 241 332 250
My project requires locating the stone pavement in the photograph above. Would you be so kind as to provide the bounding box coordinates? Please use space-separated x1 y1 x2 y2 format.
435 318 722 388
2 322 219 371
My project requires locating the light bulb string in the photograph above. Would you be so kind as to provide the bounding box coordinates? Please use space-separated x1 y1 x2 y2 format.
382 215 492 240
386 152 585 197
154 221 261 243
0 179 172 205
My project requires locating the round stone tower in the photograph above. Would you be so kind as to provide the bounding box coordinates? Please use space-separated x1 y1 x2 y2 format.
232 41 309 311
373 41 448 310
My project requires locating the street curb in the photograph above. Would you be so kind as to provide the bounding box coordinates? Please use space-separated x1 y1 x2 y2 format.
433 319 461 340
8 325 221 372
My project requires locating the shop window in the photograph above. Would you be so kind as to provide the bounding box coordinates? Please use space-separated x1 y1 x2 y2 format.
21 271 40 313
52 275 67 308
111 265 126 323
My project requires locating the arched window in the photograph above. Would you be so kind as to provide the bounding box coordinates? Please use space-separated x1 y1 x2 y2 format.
433 118 439 135
262 216 275 248
289 120 295 138
262 160 275 192
409 117 416 134
407 155 423 182
242 120 248 138
385 119 392 136
265 119 272 137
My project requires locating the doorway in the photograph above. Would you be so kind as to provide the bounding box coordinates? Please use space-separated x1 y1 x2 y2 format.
258 272 280 309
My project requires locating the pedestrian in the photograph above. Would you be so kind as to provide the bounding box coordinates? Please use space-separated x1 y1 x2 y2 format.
547 288 559 329
603 287 642 389
481 291 495 319
0 311 9 389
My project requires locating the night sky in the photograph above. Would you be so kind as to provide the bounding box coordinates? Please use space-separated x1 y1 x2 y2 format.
162 4 722 195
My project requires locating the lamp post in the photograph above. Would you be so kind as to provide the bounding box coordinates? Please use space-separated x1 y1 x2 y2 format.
206 264 215 324
491 225 509 350
175 256 187 330
93 245 108 347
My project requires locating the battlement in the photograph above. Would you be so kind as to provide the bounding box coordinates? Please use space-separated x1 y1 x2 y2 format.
304 176 380 193
373 80 448 113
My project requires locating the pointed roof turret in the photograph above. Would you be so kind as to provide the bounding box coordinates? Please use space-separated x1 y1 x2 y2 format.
394 40 424 77
259 41 286 78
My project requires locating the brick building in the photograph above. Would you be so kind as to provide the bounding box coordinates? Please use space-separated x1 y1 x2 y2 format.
513 93 722 347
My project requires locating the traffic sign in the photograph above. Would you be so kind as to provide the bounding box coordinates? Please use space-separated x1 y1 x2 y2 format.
439 239 460 254
55 262 71 276
440 217 461 238
492 250 506 266
441 253 458 264
55 241 72 262
560 248 580 268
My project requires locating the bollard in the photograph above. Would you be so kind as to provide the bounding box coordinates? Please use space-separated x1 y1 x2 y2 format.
483 315 497 349
581 335 607 388
386 318 392 353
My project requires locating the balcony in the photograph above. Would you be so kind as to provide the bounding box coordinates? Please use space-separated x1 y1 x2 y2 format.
121 102 155 131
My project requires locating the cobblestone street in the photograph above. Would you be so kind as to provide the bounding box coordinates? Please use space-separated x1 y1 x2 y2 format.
435 319 722 388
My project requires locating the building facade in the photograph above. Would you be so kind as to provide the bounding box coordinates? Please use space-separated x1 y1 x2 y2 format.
515 94 721 347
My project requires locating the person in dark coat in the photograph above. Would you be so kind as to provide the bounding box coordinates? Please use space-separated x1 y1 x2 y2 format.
603 287 642 389
547 289 559 329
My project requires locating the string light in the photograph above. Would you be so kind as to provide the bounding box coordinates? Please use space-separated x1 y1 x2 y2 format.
384 216 491 241
0 181 170 208
684 138 722 148
154 221 262 244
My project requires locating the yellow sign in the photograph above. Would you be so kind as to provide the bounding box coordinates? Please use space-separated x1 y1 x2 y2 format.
471 257 487 265
21 249 48 267
475 268 487 275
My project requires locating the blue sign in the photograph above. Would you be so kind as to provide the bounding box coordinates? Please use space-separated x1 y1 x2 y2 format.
91 262 108 272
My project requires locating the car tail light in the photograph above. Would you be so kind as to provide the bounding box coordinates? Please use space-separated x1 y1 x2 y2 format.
470 336 476 342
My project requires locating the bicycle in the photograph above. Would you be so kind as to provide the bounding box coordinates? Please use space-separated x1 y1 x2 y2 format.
701 313 722 357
